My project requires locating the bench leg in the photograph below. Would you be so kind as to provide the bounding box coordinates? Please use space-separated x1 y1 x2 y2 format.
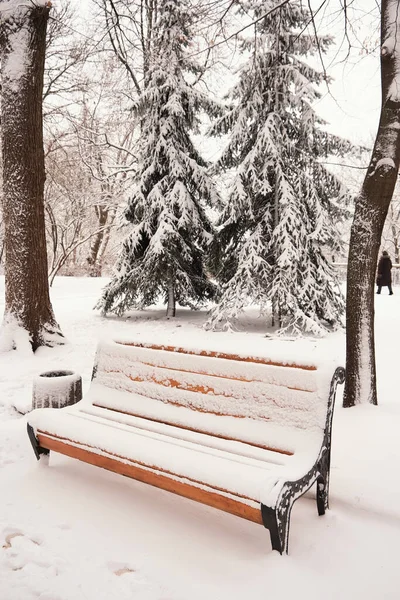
261 504 289 555
316 475 327 516
27 424 50 462
316 451 331 515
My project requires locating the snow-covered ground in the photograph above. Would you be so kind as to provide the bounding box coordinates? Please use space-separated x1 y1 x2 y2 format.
1 276 400 600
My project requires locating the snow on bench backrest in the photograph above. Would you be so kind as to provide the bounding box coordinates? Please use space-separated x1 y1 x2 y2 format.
91 340 333 435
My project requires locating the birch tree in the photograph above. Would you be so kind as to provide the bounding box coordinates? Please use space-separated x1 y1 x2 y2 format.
0 0 63 351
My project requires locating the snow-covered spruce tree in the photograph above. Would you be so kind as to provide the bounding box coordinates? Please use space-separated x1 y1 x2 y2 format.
97 0 220 318
207 0 353 335
0 0 63 352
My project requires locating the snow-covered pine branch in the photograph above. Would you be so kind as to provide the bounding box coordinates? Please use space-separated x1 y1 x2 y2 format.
97 0 221 318
207 0 354 335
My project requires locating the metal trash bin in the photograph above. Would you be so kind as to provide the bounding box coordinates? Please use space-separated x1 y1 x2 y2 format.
32 370 82 410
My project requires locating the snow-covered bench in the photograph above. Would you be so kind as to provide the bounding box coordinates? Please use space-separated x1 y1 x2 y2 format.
27 339 345 554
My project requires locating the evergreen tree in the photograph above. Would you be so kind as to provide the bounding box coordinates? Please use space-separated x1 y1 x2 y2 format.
97 0 220 318
207 0 353 335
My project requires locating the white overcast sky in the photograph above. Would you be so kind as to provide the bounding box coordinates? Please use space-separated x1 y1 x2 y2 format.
310 0 380 145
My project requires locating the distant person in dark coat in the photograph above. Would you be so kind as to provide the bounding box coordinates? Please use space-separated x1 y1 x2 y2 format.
376 250 393 295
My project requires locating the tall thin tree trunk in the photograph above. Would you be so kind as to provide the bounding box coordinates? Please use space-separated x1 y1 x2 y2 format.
389 205 400 262
271 183 279 328
0 1 63 352
96 208 116 276
344 0 400 407
87 204 109 276
271 8 281 329
166 280 176 317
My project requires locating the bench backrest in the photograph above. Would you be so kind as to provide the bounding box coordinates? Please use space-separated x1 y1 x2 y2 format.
91 340 333 437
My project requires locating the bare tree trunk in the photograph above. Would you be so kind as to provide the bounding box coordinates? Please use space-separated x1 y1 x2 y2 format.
344 0 400 407
95 208 116 275
166 280 176 317
389 205 400 262
0 1 63 352
0 221 4 265
271 14 281 329
87 204 109 276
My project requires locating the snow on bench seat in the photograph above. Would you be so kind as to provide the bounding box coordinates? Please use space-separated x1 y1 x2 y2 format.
86 383 321 456
27 339 345 554
29 408 293 504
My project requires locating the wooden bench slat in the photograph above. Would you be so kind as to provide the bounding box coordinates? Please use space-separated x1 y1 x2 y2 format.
136 360 314 392
103 368 314 398
95 371 323 431
84 383 306 456
38 434 264 524
32 406 287 487
99 345 319 393
90 402 293 456
38 432 263 510
116 341 317 371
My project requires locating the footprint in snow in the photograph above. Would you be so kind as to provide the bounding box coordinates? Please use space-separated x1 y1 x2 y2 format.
108 560 136 577
0 528 67 600
108 561 168 599
1 529 53 572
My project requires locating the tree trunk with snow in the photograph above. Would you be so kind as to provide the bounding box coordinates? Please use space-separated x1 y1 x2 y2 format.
87 202 114 277
344 0 400 407
95 208 116 274
0 1 63 352
389 208 400 263
166 280 176 318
